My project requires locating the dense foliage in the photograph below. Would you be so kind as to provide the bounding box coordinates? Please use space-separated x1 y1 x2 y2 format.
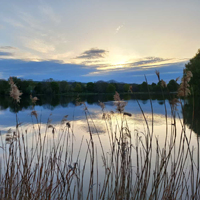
0 77 179 95
185 49 200 95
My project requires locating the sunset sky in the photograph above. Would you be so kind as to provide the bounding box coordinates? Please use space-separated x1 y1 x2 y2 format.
0 0 200 83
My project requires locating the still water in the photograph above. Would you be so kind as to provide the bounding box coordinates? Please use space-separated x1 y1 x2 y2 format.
0 93 199 198
0 93 198 136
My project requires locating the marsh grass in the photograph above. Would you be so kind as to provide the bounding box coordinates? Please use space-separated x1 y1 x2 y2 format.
0 72 199 199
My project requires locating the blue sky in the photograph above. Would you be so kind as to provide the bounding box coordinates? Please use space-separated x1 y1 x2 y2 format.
0 0 200 83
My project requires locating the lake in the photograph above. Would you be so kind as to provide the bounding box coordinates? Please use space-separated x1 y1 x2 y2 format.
0 93 199 199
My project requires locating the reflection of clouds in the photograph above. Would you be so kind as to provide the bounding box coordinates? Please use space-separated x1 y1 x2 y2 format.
77 121 106 135
0 109 168 136
0 97 182 139
130 113 167 126
0 110 6 115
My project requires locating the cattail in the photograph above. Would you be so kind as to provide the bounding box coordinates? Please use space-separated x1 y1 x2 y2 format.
161 80 167 88
30 95 39 104
178 70 193 97
123 112 132 117
61 115 69 124
6 129 18 144
113 92 127 113
48 124 56 134
114 91 120 101
170 98 180 110
61 118 67 124
48 124 54 129
99 101 105 111
102 113 111 120
129 85 133 93
155 70 160 81
9 77 22 103
31 110 38 119
175 77 180 82
186 70 193 82
66 122 71 128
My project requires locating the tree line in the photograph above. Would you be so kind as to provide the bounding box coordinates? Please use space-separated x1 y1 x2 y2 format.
0 77 180 96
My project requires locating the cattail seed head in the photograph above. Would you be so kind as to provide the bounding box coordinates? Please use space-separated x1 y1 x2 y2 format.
161 80 167 88
155 70 160 80
9 77 23 103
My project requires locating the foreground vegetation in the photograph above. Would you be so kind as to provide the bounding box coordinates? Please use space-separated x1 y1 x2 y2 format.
0 69 199 199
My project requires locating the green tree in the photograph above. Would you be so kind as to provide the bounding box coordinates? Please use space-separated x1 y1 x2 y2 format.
167 79 179 92
185 49 200 95
74 83 82 92
34 82 42 94
131 84 139 92
106 84 116 93
123 84 130 92
140 82 148 92
87 82 94 92
150 82 157 92
50 82 59 94
59 81 69 93
94 81 108 93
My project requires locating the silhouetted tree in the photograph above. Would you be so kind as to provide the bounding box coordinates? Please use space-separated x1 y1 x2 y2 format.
87 82 94 92
140 82 148 92
106 84 116 93
74 83 82 92
50 82 59 94
59 81 69 93
167 79 179 92
185 49 200 96
123 84 129 92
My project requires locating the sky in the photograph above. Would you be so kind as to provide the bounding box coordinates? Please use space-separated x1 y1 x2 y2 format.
0 0 200 83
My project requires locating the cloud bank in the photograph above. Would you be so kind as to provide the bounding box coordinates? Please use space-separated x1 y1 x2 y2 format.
0 57 187 83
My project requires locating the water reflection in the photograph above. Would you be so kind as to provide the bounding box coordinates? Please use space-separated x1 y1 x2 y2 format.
0 93 173 112
1 93 199 136
184 97 200 136
0 94 198 199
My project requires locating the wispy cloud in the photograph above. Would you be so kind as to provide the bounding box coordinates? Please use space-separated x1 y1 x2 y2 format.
96 57 188 71
3 17 25 28
0 46 17 50
0 46 16 57
25 39 55 53
75 48 109 59
0 51 14 56
39 5 61 24
115 25 123 34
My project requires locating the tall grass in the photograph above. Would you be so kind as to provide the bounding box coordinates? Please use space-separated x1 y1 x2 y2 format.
0 72 199 200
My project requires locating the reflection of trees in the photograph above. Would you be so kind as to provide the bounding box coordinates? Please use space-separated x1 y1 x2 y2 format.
0 93 175 113
123 94 131 100
184 97 200 136
59 96 69 107
87 95 96 105
157 100 164 105
4 95 32 113
0 96 10 110
51 96 60 107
